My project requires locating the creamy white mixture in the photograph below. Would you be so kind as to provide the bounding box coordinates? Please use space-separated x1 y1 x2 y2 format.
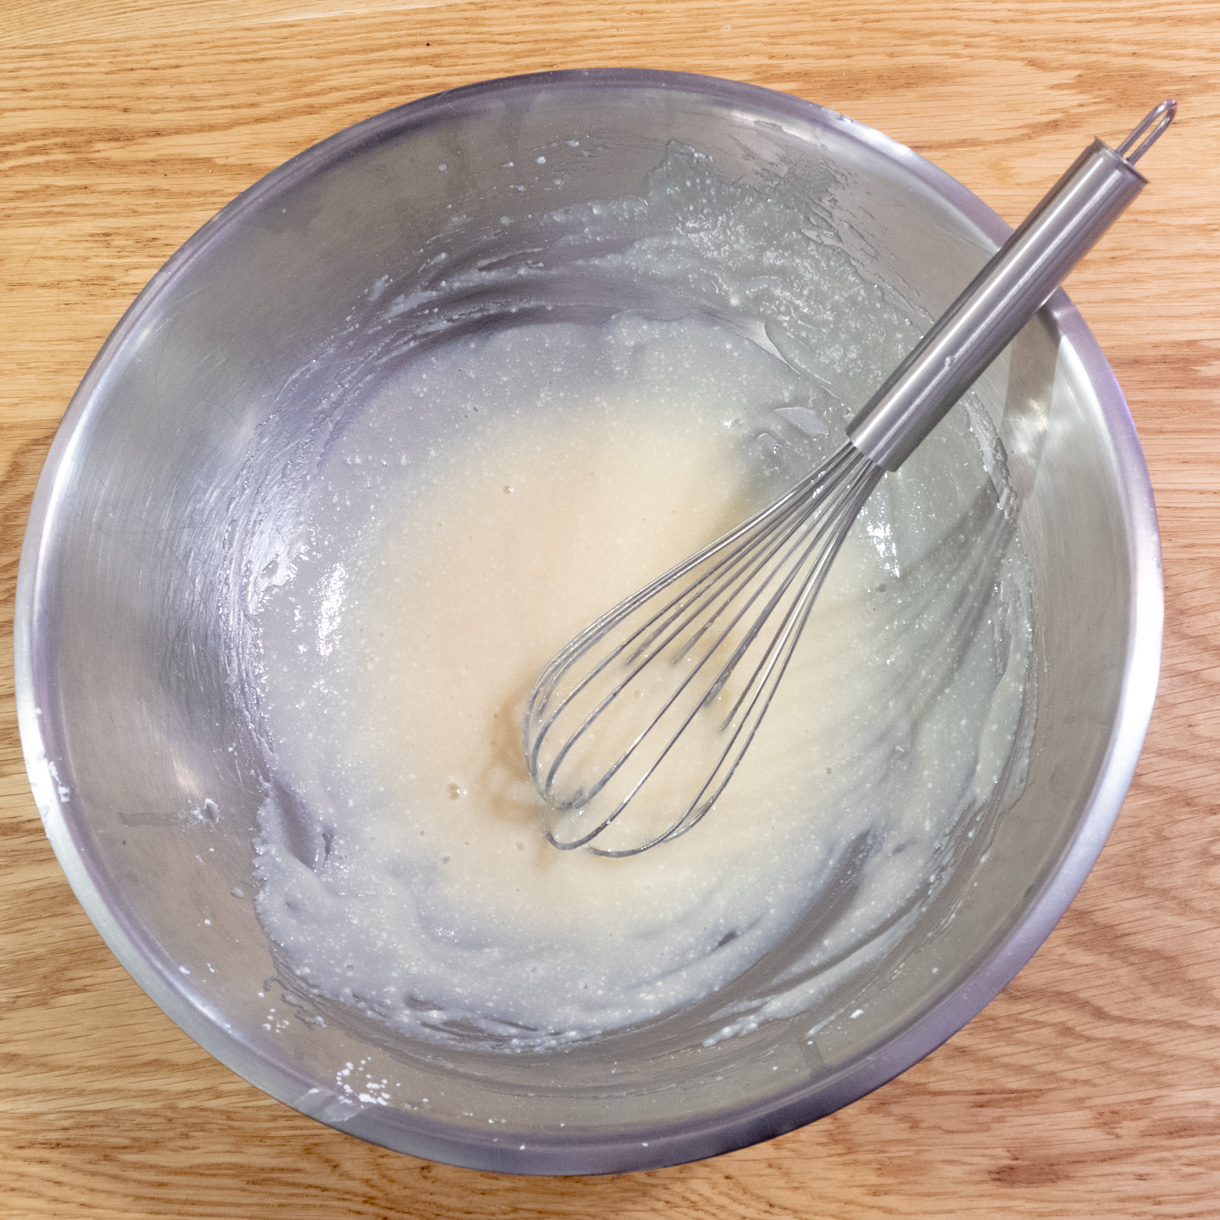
252 313 1033 1050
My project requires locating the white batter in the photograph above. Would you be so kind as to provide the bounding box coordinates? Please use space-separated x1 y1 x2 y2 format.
251 313 1033 1049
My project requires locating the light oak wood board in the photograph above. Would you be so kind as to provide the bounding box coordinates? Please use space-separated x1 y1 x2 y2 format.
2 1 1219 1216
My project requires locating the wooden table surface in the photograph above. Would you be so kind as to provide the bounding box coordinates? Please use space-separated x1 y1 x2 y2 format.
3 2 1218 1216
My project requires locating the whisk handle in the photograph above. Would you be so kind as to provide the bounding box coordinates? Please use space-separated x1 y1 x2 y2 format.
846 100 1174 472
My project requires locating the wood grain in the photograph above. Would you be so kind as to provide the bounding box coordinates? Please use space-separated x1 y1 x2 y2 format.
2 1 1218 1215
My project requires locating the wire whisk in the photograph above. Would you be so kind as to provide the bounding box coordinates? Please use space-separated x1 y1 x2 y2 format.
523 100 1174 856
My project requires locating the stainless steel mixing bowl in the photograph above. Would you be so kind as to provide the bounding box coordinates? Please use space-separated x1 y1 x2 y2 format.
15 70 1161 1174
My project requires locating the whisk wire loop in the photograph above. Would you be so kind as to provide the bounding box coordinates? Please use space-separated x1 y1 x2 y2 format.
633 456 885 855
525 443 884 855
